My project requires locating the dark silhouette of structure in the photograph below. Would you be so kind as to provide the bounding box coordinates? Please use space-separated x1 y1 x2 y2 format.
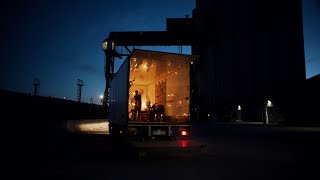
103 0 306 123
33 78 40 96
302 74 320 124
77 79 84 102
191 0 306 123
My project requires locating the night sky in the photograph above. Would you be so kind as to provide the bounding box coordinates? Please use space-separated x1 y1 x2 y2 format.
1 0 319 104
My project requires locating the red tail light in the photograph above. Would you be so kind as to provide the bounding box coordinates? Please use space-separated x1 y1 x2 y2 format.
181 130 188 136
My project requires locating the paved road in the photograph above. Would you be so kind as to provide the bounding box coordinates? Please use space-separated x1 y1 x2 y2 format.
6 121 320 180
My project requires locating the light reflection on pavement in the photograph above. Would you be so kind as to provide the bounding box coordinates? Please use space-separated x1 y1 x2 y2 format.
66 119 109 134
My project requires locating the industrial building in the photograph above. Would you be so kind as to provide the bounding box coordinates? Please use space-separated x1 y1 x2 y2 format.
191 0 306 122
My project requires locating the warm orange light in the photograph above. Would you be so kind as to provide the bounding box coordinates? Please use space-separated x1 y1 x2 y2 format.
142 101 147 109
73 121 109 134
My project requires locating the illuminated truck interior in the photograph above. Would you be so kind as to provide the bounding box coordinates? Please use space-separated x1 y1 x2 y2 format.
128 50 192 123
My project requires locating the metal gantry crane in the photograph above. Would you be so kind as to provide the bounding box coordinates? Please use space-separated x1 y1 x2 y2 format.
102 20 198 113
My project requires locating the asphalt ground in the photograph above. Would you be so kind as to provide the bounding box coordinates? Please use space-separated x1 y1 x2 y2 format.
4 121 320 180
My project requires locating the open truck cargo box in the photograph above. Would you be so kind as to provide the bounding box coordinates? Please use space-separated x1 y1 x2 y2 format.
109 49 198 138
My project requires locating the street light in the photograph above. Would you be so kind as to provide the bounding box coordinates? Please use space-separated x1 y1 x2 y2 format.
265 100 273 124
102 39 108 51
102 39 114 51
100 95 104 105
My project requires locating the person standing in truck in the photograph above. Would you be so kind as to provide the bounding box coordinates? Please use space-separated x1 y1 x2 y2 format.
133 90 142 121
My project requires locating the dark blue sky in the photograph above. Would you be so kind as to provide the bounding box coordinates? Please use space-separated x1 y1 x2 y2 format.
303 0 320 78
1 0 319 104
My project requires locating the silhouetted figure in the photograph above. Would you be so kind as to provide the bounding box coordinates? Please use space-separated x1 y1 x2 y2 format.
133 90 141 121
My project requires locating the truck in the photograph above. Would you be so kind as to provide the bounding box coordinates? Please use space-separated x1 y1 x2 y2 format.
108 49 198 141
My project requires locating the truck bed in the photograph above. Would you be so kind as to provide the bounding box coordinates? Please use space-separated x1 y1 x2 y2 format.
127 120 190 138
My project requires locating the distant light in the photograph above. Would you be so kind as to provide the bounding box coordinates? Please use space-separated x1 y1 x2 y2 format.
190 61 193 65
100 95 104 99
238 105 241 110
267 100 273 107
63 97 66 99
208 114 210 117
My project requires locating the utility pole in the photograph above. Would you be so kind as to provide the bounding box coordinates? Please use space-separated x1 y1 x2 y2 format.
77 79 84 102
33 78 40 96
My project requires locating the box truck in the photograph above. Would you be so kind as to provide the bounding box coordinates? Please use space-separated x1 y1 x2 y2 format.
108 49 198 141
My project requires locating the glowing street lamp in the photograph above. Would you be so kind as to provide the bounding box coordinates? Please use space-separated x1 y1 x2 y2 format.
265 100 273 124
100 95 104 105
